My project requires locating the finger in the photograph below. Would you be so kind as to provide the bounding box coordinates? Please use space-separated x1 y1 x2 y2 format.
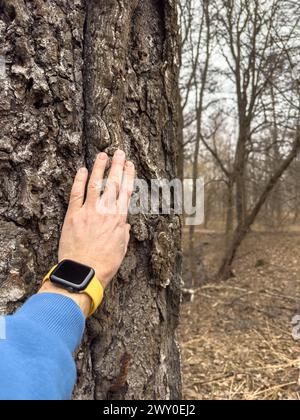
104 149 126 199
99 180 118 212
68 167 88 212
86 152 108 207
118 161 135 218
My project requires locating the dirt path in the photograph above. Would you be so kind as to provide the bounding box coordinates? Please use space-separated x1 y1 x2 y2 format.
179 231 300 400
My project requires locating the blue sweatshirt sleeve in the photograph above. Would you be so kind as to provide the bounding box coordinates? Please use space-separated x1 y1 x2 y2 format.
0 293 85 400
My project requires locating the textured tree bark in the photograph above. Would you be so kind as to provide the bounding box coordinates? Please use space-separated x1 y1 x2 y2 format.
0 0 182 400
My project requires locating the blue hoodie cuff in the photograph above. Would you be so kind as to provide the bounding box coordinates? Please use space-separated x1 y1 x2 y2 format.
14 293 85 352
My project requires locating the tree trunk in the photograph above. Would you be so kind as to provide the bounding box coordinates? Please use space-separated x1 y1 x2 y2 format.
235 129 248 227
235 171 247 226
225 179 234 239
0 0 182 401
177 93 184 181
270 85 283 226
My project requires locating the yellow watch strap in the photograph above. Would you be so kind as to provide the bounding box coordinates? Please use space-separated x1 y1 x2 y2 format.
43 265 58 284
43 263 104 318
81 276 104 317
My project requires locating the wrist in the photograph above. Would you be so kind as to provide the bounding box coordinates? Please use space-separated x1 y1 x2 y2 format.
58 255 110 290
38 281 92 318
41 259 104 318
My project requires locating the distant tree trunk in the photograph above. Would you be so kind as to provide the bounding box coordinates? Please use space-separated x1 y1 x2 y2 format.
225 179 234 245
235 171 247 226
225 180 234 233
270 83 283 226
204 189 213 229
0 0 182 400
235 125 249 227
189 117 201 286
177 93 184 181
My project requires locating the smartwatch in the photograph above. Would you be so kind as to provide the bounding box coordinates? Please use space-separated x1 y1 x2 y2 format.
43 259 104 317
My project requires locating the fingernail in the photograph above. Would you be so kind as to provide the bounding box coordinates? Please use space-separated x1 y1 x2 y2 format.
126 161 134 168
98 152 107 160
79 167 87 174
115 149 125 157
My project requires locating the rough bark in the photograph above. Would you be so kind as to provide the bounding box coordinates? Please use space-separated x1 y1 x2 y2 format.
0 0 182 400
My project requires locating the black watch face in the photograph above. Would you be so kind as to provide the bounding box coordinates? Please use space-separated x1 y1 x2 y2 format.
50 260 95 292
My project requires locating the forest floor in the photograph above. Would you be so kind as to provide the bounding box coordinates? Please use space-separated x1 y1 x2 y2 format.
178 230 300 400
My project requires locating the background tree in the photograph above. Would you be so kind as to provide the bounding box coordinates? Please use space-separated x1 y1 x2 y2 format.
0 0 182 400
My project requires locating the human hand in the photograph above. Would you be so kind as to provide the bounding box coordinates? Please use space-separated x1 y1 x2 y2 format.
58 150 135 290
